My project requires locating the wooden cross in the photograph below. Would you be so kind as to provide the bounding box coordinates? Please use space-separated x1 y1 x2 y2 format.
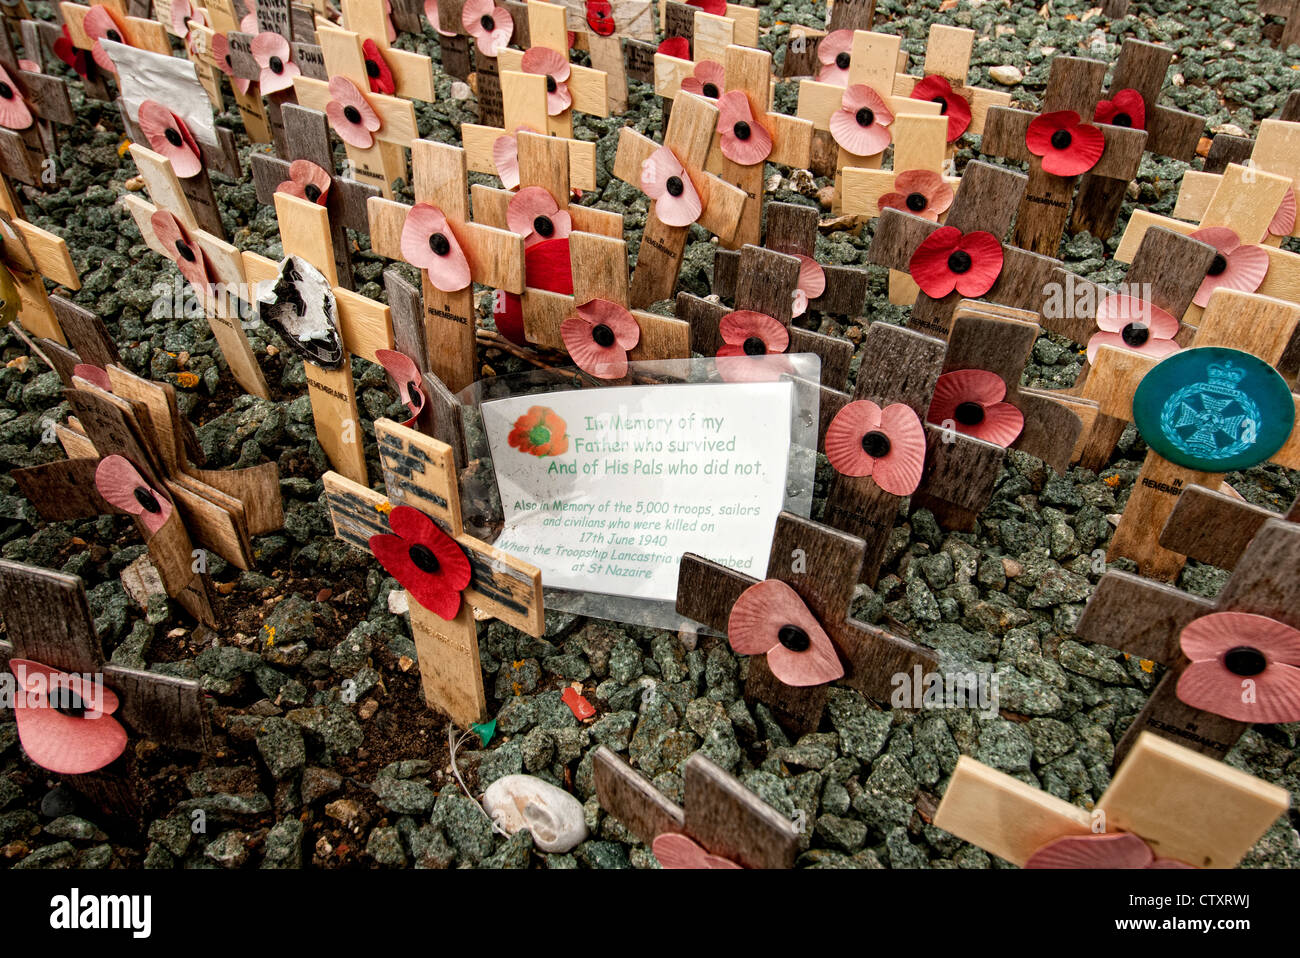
0 20 74 197
778 0 875 79
593 745 800 868
1261 0 1300 48
0 205 80 345
1078 518 1300 763
650 6 751 116
611 90 746 307
934 731 1289 867
368 137 526 393
187 0 273 143
1083 289 1300 581
250 102 380 288
1160 484 1298 571
890 24 1013 145
1068 39 1204 241
0 560 211 819
677 511 937 737
322 417 544 728
981 56 1147 256
1198 91 1300 176
58 0 171 99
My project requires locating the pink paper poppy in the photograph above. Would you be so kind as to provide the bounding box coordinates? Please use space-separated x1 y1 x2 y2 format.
717 91 771 166
239 7 258 33
1189 226 1269 308
824 400 925 494
401 203 471 292
910 74 972 142
1085 292 1181 363
72 363 112 391
728 579 844 686
138 100 203 178
84 4 129 73
212 34 252 95
9 659 127 775
657 37 690 60
369 505 472 620
652 833 741 869
521 46 571 116
150 209 211 290
878 169 954 222
679 59 725 99
816 29 853 86
715 309 790 383
251 31 299 95
926 369 1024 447
362 38 396 96
375 348 427 427
1094 88 1146 130
94 454 172 534
326 76 382 148
908 226 1003 298
506 186 572 247
17 60 37 73
490 125 535 190
1026 832 1192 869
1176 612 1300 725
383 0 397 42
790 254 825 318
425 0 459 36
277 159 331 205
561 298 640 379
0 64 32 131
831 84 893 157
1269 188 1296 239
171 0 204 37
640 146 702 227
1026 110 1105 177
462 0 513 57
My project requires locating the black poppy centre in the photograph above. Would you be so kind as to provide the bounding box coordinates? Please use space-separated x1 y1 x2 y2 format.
861 430 891 458
742 336 767 356
1223 646 1267 677
0 82 13 101
905 192 928 212
304 183 322 202
1120 322 1150 347
930 95 948 115
591 323 616 348
666 175 684 197
106 29 122 42
429 232 451 256
175 239 196 262
546 75 557 93
344 105 362 125
835 52 851 70
1207 254 1227 277
408 544 441 574
480 14 495 31
1111 112 1133 127
702 82 720 98
855 106 875 128
954 401 985 426
134 486 162 513
269 55 285 75
777 624 810 653
733 120 751 141
1050 128 1072 150
52 687 88 718
533 215 555 237
366 59 381 79
164 127 183 148
947 249 972 274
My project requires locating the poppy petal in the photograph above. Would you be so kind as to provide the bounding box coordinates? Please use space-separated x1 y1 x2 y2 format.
10 660 127 775
1181 612 1300 666
561 314 629 379
871 403 927 495
657 37 690 60
375 348 427 424
719 310 789 353
908 225 961 298
927 368 1008 425
727 579 844 686
84 5 126 73
492 132 524 189
830 84 894 157
72 364 112 391
400 203 472 291
652 833 741 869
424 0 458 35
824 399 883 477
138 100 202 178
952 231 1003 297
640 146 702 227
94 454 172 534
966 400 1024 447
1270 188 1296 238
0 64 33 131
717 91 772 166
1027 111 1105 177
1025 832 1157 869
1086 331 1181 364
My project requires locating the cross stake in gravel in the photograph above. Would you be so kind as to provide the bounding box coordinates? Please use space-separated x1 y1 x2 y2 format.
1260 0 1300 48
322 417 544 728
934 731 1289 867
1159 485 1298 571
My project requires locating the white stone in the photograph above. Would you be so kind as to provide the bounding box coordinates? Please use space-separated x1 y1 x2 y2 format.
387 589 409 615
989 65 1023 86
450 81 471 100
483 775 588 853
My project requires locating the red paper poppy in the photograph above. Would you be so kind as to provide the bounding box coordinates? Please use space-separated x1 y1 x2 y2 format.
495 237 573 343
521 46 571 116
84 5 129 73
277 159 331 205
908 226 1003 298
830 83 894 157
138 100 202 178
0 64 32 131
652 832 741 869
657 37 690 60
824 400 925 494
717 90 771 166
375 348 427 427
728 579 844 686
1177 612 1300 725
9 659 127 775
150 209 212 290
687 0 726 15
926 369 1024 447
72 363 112 391
54 24 90 80
790 254 825 317
251 31 299 94
878 169 954 222
1269 188 1296 239
212 33 251 95
1025 832 1192 869
1086 292 1180 363
680 59 724 99
817 29 853 86
641 146 702 227
909 74 972 142
508 405 570 457
1190 226 1269 307
1026 110 1105 177
561 298 640 379
506 186 572 247
1093 88 1146 130
715 309 790 383
424 0 458 36
586 0 617 36
401 203 471 292
369 505 472 619
94 454 172 534
326 76 382 148
361 38 396 95
462 0 513 57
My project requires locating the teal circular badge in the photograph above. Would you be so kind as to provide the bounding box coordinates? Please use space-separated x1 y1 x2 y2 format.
1132 347 1295 472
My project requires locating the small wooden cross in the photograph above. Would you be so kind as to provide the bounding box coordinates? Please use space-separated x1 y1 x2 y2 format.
1199 92 1300 176
1078 519 1300 763
0 206 80 345
322 417 544 728
890 24 1013 145
58 0 171 99
1159 484 1298 571
934 731 1289 867
593 745 800 868
368 137 526 392
1261 0 1300 48
0 560 211 819
981 56 1147 256
651 6 750 112
678 510 938 737
778 0 876 79
188 0 274 143
0 21 74 196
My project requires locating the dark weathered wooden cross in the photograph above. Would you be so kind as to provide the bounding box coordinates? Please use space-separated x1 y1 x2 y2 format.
0 20 74 198
778 0 875 79
1159 485 1298 571
1261 0 1300 48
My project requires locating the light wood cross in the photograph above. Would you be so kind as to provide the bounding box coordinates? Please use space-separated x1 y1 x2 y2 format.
1083 289 1300 581
433 0 531 128
188 0 273 143
322 417 544 728
650 5 753 112
0 561 211 819
0 20 74 200
59 0 171 99
890 24 1013 145
779 0 876 79
593 746 800 869
368 137 526 393
0 206 80 345
981 56 1147 256
1160 484 1298 571
1078 519 1300 763
934 732 1289 868
1198 92 1300 177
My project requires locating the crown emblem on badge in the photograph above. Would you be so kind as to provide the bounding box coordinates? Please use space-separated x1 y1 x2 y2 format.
1204 361 1248 391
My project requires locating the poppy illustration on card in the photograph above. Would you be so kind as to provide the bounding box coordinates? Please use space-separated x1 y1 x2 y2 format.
508 406 569 458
